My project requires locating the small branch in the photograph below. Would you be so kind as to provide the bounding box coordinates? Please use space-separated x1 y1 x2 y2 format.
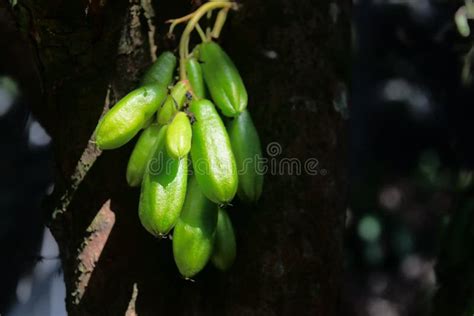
166 12 195 36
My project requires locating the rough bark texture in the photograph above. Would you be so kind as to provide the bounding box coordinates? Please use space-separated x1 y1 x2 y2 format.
13 0 349 315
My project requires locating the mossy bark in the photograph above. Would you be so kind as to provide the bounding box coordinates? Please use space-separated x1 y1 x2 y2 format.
13 0 349 315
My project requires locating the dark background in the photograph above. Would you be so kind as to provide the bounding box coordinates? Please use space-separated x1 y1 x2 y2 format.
1 0 473 315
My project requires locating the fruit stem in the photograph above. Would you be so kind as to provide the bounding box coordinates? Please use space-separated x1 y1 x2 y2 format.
195 23 207 42
178 1 236 81
211 7 230 39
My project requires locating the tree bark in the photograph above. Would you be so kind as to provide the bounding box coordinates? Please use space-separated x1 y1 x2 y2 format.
13 0 349 315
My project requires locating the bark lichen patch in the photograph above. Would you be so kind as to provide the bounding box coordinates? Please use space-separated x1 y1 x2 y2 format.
73 200 115 305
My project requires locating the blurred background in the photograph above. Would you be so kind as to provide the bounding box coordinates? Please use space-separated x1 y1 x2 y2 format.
1 0 474 315
347 0 474 315
0 4 64 316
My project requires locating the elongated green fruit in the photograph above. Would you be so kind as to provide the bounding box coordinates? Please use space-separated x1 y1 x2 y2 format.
166 112 192 159
157 81 189 125
198 42 247 117
455 9 470 37
185 57 205 99
227 110 264 202
211 208 236 271
189 99 238 203
142 116 154 129
173 176 218 278
126 124 166 187
139 128 188 236
141 51 177 86
95 85 167 150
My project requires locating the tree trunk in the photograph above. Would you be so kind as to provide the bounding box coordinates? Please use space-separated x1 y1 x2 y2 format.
13 0 349 314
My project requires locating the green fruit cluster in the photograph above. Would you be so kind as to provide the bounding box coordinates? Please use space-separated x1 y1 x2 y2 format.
93 1 261 279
